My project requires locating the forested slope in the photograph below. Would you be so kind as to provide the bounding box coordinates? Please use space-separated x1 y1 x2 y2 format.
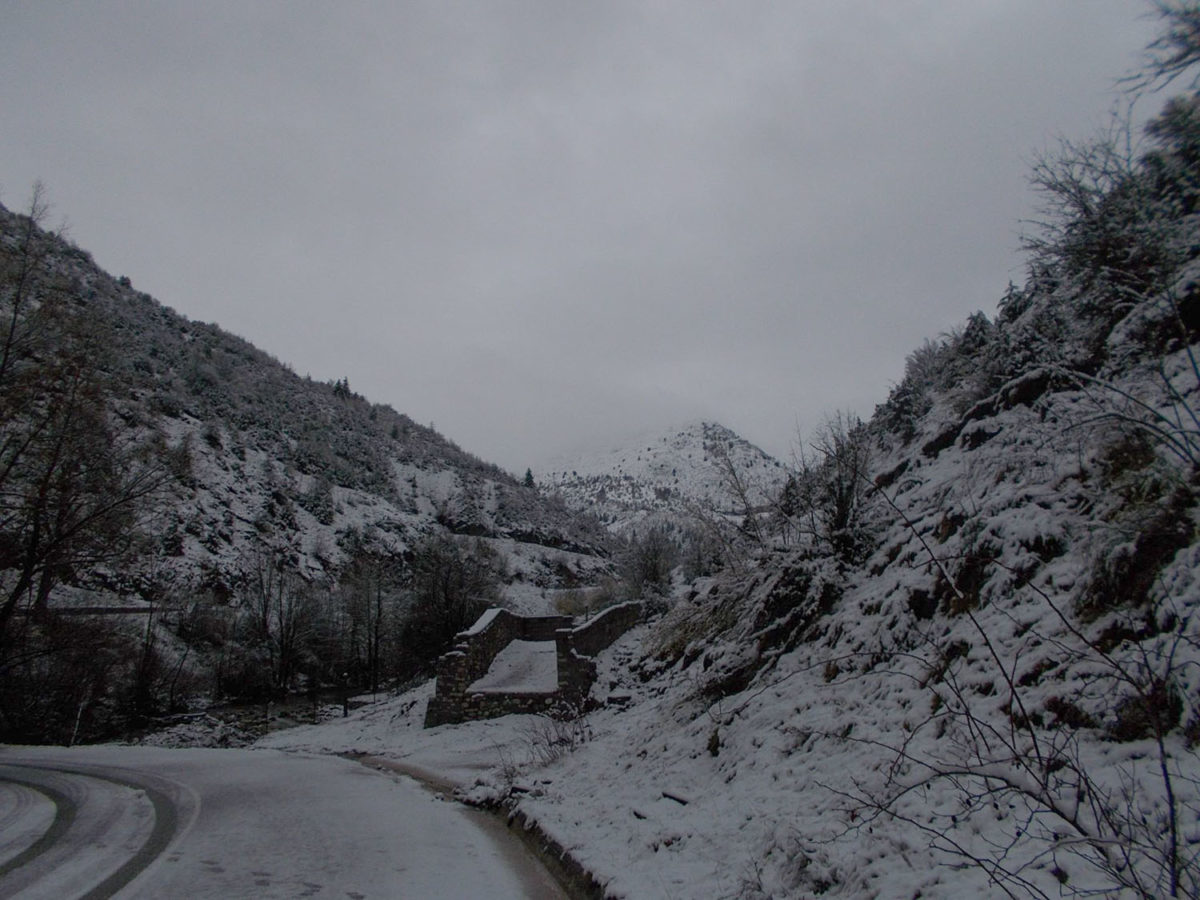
0 196 612 743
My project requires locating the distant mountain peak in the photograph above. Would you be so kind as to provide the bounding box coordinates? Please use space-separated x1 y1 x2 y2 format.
543 420 788 534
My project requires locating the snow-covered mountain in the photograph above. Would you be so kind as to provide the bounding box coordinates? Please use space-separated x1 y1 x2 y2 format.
541 421 789 535
11 15 1200 896
0 200 613 608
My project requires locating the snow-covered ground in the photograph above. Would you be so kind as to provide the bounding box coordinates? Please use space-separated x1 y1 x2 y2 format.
256 548 1200 900
257 680 538 789
257 624 794 899
258 622 837 898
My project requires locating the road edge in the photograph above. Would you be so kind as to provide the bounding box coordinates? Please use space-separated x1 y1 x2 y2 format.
346 752 612 900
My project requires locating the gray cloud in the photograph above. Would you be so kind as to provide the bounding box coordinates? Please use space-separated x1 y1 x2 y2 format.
0 1 1160 471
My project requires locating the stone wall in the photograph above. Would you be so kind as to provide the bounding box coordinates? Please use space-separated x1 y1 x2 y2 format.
554 602 643 701
424 603 641 727
453 690 563 722
520 614 575 641
566 602 643 658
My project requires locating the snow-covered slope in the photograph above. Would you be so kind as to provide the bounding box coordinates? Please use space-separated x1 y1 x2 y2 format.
0 201 613 607
506 92 1200 896
542 421 788 534
265 279 1200 898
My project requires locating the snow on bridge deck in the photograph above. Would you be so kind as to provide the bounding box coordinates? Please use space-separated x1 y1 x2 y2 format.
468 640 558 694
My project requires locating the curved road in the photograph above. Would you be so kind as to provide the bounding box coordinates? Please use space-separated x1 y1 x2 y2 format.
0 745 566 899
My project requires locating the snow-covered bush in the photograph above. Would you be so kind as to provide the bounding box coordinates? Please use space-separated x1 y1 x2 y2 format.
792 411 876 564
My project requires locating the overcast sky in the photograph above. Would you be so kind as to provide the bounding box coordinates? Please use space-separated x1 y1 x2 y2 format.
0 2 1164 473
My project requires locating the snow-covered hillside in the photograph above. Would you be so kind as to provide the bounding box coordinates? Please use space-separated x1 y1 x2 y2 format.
265 280 1200 896
542 421 788 535
0 201 613 606
0 200 616 744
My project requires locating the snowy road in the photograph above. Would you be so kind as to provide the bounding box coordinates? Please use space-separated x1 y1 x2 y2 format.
0 745 565 899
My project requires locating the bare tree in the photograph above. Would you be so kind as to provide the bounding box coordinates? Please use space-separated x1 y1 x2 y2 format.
0 188 167 648
682 498 749 575
620 525 677 600
338 549 400 692
242 548 317 693
792 411 874 563
710 438 767 545
399 535 505 674
1126 1 1200 93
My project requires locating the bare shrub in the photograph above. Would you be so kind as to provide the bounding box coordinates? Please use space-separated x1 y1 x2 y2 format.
791 412 875 564
523 700 592 766
843 480 1200 898
553 579 622 618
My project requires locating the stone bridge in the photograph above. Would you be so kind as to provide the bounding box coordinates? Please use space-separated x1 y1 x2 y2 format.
423 602 642 727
